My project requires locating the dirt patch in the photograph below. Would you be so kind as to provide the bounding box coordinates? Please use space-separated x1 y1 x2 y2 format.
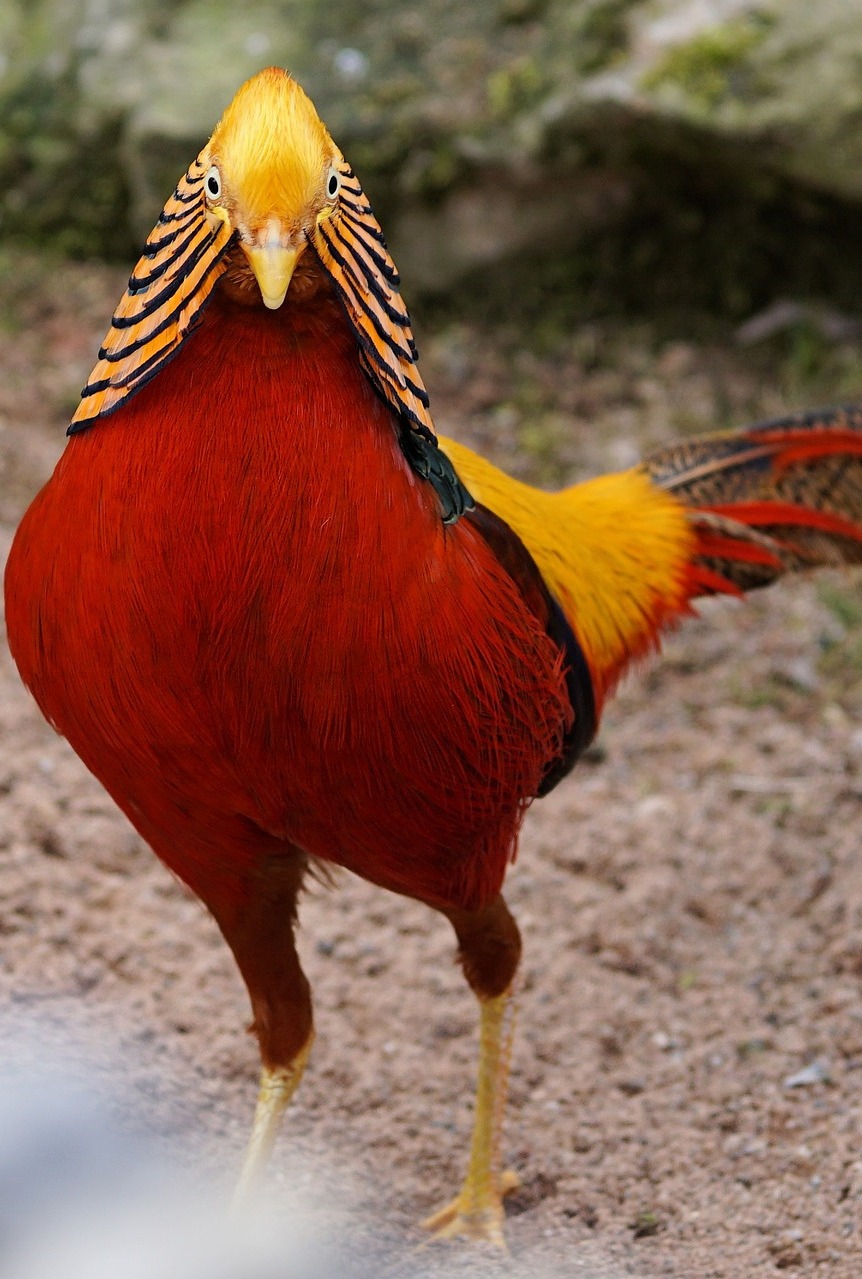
1 257 862 1277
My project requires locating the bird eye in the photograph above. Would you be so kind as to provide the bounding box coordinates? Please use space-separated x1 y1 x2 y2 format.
326 166 341 200
205 166 222 200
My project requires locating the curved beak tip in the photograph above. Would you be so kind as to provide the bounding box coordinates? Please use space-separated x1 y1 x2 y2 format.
261 288 289 311
241 244 303 311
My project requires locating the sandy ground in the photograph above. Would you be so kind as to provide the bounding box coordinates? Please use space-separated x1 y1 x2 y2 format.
1 257 862 1277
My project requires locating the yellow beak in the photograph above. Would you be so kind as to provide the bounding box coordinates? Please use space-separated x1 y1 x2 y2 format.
241 242 304 310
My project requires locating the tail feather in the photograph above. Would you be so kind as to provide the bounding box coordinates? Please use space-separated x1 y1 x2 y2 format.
642 405 862 597
441 404 862 705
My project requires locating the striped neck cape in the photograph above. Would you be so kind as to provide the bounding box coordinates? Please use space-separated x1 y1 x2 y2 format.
70 154 436 446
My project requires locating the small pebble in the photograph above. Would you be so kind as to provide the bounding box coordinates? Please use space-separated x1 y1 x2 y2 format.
784 1059 831 1088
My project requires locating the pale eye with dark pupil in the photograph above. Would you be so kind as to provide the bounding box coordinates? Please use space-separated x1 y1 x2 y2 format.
205 166 222 199
327 171 340 199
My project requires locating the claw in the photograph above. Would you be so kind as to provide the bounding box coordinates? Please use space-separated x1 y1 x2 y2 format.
421 1168 519 1248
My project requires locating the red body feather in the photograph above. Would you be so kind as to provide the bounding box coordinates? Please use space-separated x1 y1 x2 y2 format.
5 287 570 920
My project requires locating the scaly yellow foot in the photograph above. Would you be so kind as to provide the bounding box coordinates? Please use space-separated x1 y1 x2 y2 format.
231 1033 314 1211
421 988 518 1248
421 1168 520 1247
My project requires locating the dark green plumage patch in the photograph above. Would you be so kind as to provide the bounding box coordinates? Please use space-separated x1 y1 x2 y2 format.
400 428 474 524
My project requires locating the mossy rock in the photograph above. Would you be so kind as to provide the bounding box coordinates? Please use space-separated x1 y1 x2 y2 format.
3 0 862 322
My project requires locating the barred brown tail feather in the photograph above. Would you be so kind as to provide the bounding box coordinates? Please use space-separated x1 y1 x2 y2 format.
643 405 862 594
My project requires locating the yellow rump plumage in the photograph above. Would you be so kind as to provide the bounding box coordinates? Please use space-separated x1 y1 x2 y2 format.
440 437 696 699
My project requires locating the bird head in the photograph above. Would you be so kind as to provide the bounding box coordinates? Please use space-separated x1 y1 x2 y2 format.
204 68 341 309
71 66 436 439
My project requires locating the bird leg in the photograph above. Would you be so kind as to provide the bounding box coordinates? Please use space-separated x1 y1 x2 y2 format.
207 850 314 1209
231 1034 314 1209
422 894 522 1247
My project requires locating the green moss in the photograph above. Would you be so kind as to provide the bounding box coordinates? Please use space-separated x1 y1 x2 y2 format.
370 72 427 109
737 1037 770 1059
515 412 573 486
641 16 772 110
731 675 799 713
819 633 862 685
817 582 862 700
782 336 862 404
575 0 635 74
486 56 546 120
403 143 463 197
0 70 131 259
819 583 862 630
632 1209 661 1239
0 248 51 333
500 0 546 23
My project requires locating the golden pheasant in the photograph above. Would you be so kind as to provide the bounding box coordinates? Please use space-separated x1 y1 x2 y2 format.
6 67 862 1246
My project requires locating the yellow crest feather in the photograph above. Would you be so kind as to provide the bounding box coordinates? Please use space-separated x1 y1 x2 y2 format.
210 68 332 227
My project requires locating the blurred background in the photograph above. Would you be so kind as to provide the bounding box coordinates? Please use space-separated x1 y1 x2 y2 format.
3 0 862 311
4 0 862 477
3 3 862 1275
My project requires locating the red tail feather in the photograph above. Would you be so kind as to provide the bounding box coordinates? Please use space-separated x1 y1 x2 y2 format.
750 426 862 469
644 406 862 598
702 501 862 547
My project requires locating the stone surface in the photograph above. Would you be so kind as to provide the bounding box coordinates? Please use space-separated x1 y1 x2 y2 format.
2 0 862 300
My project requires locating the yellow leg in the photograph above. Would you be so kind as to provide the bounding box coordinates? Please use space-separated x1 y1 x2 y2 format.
421 987 518 1247
231 1033 314 1210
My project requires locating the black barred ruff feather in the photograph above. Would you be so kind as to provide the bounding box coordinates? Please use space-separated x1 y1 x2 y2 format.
309 158 436 442
69 155 235 433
